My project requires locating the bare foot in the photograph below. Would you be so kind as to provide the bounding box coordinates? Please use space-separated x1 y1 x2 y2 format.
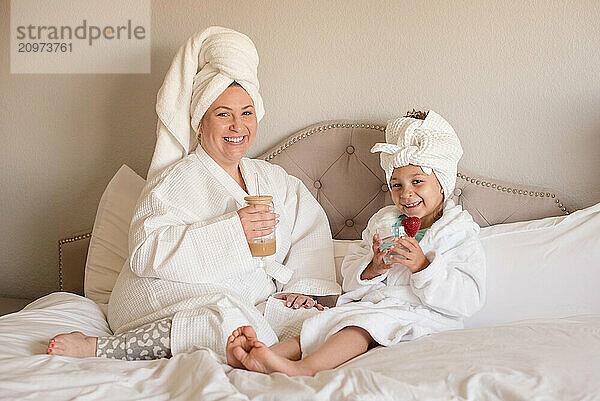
47 331 97 358
237 339 313 376
226 326 258 369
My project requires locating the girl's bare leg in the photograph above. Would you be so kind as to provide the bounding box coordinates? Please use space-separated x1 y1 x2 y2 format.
237 326 374 376
270 336 301 360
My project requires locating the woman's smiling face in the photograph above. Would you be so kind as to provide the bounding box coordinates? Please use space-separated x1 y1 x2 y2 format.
389 164 444 228
198 85 257 170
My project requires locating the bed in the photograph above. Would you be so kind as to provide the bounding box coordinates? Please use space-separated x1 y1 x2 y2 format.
1 120 599 400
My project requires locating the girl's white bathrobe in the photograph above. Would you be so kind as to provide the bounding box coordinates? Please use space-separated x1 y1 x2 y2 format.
108 146 340 358
299 201 486 356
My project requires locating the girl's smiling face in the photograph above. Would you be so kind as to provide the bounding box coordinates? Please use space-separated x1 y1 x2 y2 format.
389 164 444 229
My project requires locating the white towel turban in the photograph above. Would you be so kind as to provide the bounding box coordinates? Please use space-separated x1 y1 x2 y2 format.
147 26 265 179
370 110 463 201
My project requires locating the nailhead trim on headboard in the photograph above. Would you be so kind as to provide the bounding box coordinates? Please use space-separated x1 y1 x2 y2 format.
456 172 569 215
263 121 571 217
263 122 571 218
264 123 386 161
58 232 91 291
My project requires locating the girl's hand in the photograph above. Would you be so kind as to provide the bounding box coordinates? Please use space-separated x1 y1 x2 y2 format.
237 204 279 240
361 234 394 280
276 293 325 311
390 236 430 273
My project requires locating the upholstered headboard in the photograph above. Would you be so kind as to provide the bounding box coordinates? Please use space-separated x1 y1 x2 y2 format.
58 119 572 295
259 120 571 239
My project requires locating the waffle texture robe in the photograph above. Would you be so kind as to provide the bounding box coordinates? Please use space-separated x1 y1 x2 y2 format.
108 146 340 359
300 200 486 356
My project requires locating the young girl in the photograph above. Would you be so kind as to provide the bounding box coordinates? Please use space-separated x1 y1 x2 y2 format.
225 110 486 376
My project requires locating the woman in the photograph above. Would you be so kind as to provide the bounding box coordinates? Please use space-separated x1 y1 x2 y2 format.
47 27 340 363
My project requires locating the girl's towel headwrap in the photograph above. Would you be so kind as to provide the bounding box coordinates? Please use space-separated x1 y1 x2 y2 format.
148 26 264 179
371 110 463 201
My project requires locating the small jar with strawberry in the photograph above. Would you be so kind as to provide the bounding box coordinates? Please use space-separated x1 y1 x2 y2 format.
377 216 422 265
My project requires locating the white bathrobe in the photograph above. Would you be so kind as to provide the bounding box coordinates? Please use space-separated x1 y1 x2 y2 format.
299 200 486 356
108 146 340 358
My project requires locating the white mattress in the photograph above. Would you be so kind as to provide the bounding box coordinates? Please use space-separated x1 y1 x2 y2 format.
1 292 599 400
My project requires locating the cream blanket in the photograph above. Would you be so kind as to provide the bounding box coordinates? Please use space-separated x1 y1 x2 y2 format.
3 293 599 400
108 146 340 359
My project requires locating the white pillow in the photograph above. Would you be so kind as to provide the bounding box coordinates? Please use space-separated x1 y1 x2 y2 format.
84 165 145 314
466 202 600 328
333 239 362 285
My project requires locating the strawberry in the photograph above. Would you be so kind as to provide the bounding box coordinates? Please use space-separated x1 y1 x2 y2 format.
401 217 421 237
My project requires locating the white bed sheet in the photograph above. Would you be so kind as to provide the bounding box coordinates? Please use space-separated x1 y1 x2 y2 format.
1 292 599 401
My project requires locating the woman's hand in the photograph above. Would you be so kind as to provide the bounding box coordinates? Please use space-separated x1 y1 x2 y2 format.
389 237 430 273
237 204 279 240
360 234 394 280
276 293 325 311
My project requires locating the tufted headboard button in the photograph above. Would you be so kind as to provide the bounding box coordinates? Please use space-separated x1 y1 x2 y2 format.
346 145 355 154
381 184 389 192
345 219 355 227
313 180 322 189
453 188 462 196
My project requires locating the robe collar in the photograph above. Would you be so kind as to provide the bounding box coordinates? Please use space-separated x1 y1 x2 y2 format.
418 199 478 249
194 145 259 207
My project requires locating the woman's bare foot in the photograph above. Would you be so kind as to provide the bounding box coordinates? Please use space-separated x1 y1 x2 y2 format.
236 340 313 376
226 326 258 369
47 331 97 358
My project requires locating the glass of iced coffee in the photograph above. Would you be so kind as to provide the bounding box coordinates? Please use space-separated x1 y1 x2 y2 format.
244 196 276 260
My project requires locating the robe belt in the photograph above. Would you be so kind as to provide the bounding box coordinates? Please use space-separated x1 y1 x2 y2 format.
263 260 293 284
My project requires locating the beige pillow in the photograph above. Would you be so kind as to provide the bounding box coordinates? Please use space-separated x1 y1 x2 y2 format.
84 165 145 315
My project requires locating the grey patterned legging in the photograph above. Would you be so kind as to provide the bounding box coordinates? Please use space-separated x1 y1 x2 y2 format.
97 318 173 361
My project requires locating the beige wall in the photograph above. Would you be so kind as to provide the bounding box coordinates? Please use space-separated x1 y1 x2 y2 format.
1 0 599 299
